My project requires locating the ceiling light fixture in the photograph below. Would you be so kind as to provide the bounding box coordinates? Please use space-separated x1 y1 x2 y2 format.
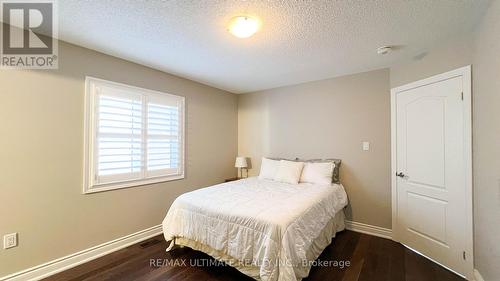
228 16 260 38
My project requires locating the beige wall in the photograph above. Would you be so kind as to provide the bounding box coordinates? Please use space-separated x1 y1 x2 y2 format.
238 69 392 228
390 35 474 88
0 41 237 276
471 1 500 279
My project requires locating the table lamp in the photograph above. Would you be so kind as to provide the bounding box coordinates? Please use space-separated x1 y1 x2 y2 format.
234 157 248 178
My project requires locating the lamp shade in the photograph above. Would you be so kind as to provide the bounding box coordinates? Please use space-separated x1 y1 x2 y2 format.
234 157 248 168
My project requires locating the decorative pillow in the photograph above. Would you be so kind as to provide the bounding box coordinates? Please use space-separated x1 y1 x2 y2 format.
301 159 342 184
300 162 335 185
258 157 280 180
274 160 305 184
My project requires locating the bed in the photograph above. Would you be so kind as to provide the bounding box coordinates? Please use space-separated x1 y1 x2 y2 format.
162 176 348 281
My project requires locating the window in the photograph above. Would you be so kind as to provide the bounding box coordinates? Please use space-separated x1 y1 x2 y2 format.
84 77 185 193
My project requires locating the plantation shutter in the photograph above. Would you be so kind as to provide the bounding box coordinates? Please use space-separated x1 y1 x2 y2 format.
95 87 143 184
146 96 183 177
85 77 185 193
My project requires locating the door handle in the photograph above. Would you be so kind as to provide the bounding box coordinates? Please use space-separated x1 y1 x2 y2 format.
396 172 406 178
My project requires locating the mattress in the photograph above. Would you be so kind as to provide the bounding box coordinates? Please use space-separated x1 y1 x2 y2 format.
162 177 348 281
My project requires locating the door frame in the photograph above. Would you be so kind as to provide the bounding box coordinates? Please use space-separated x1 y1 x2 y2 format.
390 66 473 279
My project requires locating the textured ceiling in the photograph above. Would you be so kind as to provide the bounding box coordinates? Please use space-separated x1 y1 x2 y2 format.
58 0 490 93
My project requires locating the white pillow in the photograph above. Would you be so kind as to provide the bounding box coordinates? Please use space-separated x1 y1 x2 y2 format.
274 160 305 184
258 157 280 180
300 162 335 185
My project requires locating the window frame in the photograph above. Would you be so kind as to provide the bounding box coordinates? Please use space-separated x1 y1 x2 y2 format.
83 77 185 194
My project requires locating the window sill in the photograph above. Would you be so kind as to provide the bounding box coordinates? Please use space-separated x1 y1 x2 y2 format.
83 174 185 194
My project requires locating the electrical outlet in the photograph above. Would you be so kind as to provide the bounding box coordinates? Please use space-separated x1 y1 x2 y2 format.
3 233 17 249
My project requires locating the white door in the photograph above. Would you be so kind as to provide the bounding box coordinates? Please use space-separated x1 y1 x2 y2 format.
392 67 473 279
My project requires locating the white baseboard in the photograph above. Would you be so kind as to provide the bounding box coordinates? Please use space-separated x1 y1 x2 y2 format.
1 225 163 281
473 269 485 281
345 220 392 239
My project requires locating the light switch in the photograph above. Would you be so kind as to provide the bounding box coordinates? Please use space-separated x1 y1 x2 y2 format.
362 141 370 151
3 233 17 249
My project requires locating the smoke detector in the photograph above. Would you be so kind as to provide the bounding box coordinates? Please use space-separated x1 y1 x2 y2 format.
377 46 392 55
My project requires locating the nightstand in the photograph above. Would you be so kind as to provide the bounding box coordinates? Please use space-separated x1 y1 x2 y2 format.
224 177 240 182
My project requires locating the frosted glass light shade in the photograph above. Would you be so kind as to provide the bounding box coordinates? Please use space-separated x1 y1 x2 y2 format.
228 16 260 38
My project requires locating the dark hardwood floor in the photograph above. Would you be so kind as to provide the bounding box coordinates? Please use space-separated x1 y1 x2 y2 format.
44 230 465 281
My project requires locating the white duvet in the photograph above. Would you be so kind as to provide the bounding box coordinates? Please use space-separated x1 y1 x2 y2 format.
162 177 348 281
